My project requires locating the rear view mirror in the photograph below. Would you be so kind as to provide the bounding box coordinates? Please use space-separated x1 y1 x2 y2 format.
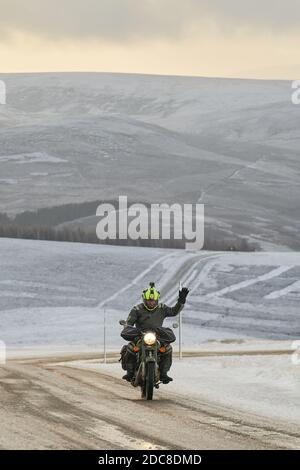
119 320 126 326
172 323 179 329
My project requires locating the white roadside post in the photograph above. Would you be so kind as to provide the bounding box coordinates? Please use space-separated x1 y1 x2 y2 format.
179 282 183 360
103 306 107 364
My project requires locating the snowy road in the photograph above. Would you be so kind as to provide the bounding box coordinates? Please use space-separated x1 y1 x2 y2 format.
1 350 299 450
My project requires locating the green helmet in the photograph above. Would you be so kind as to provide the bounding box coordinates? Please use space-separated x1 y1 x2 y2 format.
142 282 160 311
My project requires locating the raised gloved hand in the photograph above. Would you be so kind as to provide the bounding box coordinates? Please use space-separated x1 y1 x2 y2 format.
178 287 189 304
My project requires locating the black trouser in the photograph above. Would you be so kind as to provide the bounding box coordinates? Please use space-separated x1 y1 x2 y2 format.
159 347 172 375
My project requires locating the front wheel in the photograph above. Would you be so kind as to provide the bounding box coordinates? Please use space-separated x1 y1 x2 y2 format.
142 362 155 400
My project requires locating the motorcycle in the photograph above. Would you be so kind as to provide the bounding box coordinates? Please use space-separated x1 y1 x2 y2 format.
119 320 177 400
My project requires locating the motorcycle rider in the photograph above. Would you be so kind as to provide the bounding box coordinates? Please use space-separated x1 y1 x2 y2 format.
121 282 189 384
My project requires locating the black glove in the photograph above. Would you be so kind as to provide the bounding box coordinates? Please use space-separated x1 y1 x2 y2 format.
178 287 189 304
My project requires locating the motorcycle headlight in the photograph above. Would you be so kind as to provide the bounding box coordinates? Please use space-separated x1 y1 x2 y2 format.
144 332 156 346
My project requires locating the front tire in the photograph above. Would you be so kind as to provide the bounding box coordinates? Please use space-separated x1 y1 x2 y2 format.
144 362 155 400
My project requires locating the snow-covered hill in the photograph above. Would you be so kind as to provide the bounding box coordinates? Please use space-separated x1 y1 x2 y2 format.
0 73 299 250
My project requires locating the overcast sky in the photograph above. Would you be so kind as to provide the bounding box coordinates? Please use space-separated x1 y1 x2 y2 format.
0 0 299 78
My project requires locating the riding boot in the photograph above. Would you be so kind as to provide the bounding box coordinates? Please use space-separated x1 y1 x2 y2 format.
122 349 137 382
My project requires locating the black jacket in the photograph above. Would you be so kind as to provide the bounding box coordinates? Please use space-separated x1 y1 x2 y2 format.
126 302 184 330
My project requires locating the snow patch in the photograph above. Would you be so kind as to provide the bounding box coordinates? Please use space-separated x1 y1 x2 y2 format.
265 280 300 300
0 152 67 164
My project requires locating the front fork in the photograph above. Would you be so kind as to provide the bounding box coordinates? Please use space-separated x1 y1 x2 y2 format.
133 346 159 387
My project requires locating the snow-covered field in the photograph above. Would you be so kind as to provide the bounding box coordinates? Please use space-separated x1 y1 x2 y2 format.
0 73 299 250
0 238 299 350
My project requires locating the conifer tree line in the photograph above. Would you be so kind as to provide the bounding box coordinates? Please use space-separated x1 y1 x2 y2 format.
0 202 255 252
